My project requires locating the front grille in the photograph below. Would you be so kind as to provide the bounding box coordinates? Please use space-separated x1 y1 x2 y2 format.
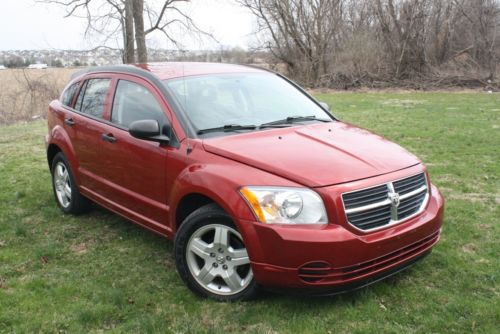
342 173 429 231
347 204 392 230
398 190 427 220
394 173 426 195
343 184 388 209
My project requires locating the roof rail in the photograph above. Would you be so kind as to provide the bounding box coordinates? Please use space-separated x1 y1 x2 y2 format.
70 65 152 80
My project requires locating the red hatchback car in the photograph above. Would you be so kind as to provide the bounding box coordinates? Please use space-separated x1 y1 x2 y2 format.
46 63 444 301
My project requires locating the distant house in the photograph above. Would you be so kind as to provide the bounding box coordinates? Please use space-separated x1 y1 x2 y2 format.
0 65 6 70
28 63 48 69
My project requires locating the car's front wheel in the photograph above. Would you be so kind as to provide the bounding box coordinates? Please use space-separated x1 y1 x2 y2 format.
51 152 91 214
174 204 258 301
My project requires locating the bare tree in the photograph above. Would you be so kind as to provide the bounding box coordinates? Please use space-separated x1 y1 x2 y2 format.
133 0 147 62
124 0 135 63
237 0 343 86
239 0 500 87
374 0 431 78
453 0 500 79
39 0 215 63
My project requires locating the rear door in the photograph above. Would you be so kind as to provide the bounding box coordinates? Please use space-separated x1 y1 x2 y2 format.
95 75 172 231
69 76 114 191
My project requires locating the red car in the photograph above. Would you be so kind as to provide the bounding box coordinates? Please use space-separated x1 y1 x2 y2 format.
45 63 444 301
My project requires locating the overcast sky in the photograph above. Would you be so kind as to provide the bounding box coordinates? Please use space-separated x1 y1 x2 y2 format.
0 0 255 50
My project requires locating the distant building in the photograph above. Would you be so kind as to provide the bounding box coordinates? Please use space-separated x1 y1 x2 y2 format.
0 65 6 70
28 63 48 69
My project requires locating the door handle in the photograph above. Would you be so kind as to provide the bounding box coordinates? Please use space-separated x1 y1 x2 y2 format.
101 133 117 143
64 118 75 126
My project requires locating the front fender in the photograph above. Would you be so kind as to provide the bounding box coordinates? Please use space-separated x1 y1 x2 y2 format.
168 163 257 232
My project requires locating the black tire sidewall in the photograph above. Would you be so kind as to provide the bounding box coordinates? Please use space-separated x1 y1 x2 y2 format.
174 204 258 301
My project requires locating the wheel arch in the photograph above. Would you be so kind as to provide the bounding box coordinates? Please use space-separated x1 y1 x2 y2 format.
169 159 300 237
46 125 81 184
175 193 219 231
169 166 258 234
47 143 62 169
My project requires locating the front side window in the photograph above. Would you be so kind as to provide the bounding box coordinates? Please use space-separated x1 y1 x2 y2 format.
164 73 332 134
75 78 111 118
61 82 79 107
111 80 166 128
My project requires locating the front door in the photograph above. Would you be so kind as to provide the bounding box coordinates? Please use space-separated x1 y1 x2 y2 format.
95 76 172 232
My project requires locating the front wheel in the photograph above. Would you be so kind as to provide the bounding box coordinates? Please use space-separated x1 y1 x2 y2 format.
174 204 258 301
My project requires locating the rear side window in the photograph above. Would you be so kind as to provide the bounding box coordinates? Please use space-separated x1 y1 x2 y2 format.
75 78 111 118
111 80 166 128
61 82 79 107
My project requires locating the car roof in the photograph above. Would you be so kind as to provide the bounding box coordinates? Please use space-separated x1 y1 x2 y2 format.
136 62 267 80
72 62 268 82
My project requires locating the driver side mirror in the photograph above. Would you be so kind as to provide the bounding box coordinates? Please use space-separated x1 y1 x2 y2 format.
129 119 170 144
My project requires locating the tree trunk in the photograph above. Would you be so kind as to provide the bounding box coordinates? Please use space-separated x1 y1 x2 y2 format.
124 0 135 63
133 0 147 63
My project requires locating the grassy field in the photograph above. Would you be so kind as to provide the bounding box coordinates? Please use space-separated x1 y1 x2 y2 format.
0 68 76 125
0 92 499 333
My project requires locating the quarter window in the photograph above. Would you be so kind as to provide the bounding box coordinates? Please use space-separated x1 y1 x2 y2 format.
111 80 166 128
75 79 111 118
61 82 79 107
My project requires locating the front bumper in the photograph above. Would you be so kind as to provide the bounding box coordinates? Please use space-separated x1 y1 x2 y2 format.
265 250 432 296
237 182 444 291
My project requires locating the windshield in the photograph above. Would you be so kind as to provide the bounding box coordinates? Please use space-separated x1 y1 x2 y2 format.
163 73 333 135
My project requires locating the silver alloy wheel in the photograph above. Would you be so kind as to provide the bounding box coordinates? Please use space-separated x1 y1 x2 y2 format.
54 162 72 208
186 224 253 296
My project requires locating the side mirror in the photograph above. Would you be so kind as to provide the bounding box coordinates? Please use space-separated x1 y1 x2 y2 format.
129 119 170 144
319 101 331 112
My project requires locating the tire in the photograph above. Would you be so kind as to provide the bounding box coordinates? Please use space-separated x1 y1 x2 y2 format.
51 152 91 214
174 203 258 301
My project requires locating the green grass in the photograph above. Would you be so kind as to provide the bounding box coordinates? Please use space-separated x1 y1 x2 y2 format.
1 92 499 333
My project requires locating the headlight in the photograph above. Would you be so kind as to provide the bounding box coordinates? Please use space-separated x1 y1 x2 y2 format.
239 186 328 225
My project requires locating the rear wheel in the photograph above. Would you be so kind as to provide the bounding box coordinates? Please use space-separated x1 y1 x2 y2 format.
51 152 91 214
175 204 258 301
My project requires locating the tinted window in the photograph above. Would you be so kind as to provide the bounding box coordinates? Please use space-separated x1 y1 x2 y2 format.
76 79 111 118
111 80 166 128
61 82 79 107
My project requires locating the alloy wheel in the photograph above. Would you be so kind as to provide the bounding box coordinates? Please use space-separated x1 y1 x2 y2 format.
53 161 72 208
186 224 253 296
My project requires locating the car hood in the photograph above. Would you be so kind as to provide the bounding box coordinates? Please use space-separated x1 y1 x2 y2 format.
202 122 421 187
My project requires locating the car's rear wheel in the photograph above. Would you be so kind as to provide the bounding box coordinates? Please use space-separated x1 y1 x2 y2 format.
51 152 91 214
175 204 258 301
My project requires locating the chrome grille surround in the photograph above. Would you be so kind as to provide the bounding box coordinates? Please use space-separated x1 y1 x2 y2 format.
342 173 429 232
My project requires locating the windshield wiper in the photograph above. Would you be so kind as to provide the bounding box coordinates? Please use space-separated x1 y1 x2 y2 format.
197 116 332 134
259 115 332 128
197 124 257 135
